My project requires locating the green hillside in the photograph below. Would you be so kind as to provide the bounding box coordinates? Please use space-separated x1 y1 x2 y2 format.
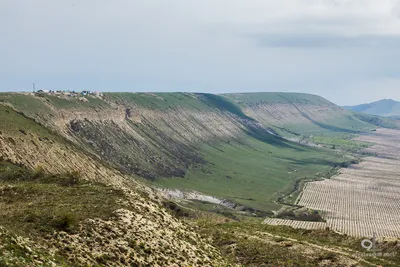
223 92 333 106
344 99 400 117
156 136 351 211
223 92 374 135
352 112 400 129
0 92 376 213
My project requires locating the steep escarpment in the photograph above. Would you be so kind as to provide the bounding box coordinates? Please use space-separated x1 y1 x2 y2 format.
223 92 374 135
0 105 229 266
1 92 270 180
67 106 248 179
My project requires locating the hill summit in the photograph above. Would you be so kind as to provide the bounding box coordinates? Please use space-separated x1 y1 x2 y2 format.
344 99 400 118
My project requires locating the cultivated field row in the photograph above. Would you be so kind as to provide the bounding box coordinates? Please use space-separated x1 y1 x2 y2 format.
265 129 400 238
262 218 327 230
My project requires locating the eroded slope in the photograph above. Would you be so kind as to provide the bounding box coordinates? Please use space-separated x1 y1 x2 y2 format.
224 92 374 135
0 105 229 266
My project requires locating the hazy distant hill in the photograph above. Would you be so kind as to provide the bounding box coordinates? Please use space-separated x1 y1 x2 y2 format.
344 99 400 118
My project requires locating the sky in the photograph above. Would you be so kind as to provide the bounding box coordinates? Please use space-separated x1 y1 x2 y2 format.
1 0 400 105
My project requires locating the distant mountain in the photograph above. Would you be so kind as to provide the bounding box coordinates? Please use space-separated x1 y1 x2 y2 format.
343 99 400 118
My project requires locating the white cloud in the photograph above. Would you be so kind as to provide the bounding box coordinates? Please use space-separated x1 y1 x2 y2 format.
1 0 400 104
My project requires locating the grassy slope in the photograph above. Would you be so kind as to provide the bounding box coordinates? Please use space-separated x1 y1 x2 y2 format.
104 92 250 119
0 161 126 237
104 92 209 110
345 99 400 117
0 104 63 142
352 111 400 129
0 93 109 112
197 219 400 267
223 92 333 105
224 92 375 135
0 161 128 266
152 93 369 212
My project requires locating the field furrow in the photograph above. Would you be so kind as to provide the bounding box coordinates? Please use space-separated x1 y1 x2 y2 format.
271 129 400 238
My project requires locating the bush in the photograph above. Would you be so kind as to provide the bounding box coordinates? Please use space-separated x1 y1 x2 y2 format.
32 165 45 179
60 171 81 186
52 213 77 232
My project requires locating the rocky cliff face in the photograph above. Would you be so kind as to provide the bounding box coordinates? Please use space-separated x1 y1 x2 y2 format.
66 107 247 179
0 103 230 266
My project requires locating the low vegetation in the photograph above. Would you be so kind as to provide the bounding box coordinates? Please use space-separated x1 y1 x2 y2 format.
274 207 325 222
156 137 356 212
1 92 400 265
197 220 400 267
308 133 372 152
0 160 127 237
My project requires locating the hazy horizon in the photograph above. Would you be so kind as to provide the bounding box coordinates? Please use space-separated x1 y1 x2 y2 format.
2 0 400 105
1 89 400 107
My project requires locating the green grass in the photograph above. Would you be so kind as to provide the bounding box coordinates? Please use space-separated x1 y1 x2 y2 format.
275 114 374 136
223 92 375 136
197 220 400 267
42 94 109 109
309 134 372 151
0 92 109 113
196 93 252 119
223 92 333 106
0 161 127 238
104 92 211 110
0 161 131 266
105 92 257 118
0 93 55 118
155 136 351 212
353 111 400 129
0 104 59 138
0 226 67 267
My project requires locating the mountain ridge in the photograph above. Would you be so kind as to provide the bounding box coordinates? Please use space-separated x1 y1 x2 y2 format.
343 98 400 118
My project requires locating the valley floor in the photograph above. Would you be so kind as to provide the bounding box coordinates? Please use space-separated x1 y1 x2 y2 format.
265 128 400 238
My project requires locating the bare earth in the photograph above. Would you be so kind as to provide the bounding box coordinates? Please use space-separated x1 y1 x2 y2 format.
266 128 400 238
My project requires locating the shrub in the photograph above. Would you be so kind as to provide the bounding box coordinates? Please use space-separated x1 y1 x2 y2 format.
32 165 45 179
60 171 81 186
52 213 77 232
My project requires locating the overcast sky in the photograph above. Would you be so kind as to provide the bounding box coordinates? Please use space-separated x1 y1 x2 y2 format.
1 0 400 105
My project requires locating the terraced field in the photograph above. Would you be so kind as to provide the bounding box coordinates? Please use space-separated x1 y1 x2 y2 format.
291 128 400 238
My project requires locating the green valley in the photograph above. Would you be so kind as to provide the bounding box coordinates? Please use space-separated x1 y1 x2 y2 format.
156 136 350 211
1 91 400 266
0 92 383 213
